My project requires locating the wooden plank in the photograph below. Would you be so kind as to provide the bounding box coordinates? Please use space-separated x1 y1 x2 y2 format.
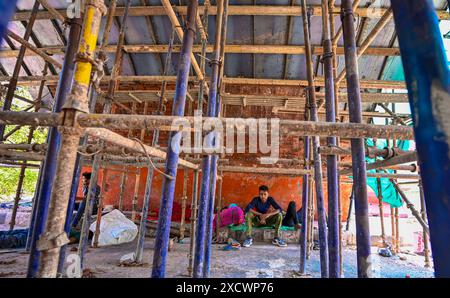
0 44 402 58
12 6 450 21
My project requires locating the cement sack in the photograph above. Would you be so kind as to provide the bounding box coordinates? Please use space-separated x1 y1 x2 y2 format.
89 209 138 247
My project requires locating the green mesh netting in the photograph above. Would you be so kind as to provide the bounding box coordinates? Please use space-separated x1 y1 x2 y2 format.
365 138 410 208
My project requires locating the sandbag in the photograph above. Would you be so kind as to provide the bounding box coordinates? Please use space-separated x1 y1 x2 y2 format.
89 209 137 247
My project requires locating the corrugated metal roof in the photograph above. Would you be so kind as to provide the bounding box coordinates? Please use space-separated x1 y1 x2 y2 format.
1 0 449 106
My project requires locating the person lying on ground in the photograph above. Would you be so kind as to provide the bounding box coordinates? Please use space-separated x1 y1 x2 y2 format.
243 185 287 247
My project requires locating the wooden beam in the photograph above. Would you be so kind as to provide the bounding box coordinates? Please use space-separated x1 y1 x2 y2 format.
160 0 204 83
36 0 66 23
6 30 62 69
0 44 402 58
1 75 406 89
12 6 450 21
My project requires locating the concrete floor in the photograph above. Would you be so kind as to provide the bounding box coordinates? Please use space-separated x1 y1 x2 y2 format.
0 238 434 278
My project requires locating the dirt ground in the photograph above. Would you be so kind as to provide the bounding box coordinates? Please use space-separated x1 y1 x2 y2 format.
0 237 434 278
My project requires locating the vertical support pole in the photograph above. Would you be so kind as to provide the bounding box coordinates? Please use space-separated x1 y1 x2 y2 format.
135 26 175 264
27 17 83 278
188 3 209 276
9 128 35 230
179 169 189 240
391 0 450 277
93 168 108 248
301 0 329 278
57 89 97 275
322 0 340 278
299 136 310 273
307 164 314 258
390 206 396 252
119 170 127 212
216 173 223 239
203 0 227 278
395 207 399 253
9 60 45 231
188 170 200 276
341 0 372 278
193 0 223 279
0 0 17 41
345 187 354 231
419 181 431 268
26 159 44 251
151 0 198 278
0 0 39 140
76 0 131 272
77 154 101 270
35 0 106 278
134 164 155 263
376 176 387 246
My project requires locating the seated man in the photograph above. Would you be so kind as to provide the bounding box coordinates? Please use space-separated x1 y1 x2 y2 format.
282 201 303 229
71 172 101 229
243 185 287 247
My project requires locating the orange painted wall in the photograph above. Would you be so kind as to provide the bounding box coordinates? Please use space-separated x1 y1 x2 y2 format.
77 166 355 221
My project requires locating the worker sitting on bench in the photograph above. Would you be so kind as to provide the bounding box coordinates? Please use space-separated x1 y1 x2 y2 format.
71 172 101 229
243 185 287 247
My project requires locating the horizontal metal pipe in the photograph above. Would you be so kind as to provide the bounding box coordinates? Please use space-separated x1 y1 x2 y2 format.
0 149 45 161
219 165 312 175
319 146 411 158
0 143 47 152
0 111 415 140
340 151 417 175
84 128 198 170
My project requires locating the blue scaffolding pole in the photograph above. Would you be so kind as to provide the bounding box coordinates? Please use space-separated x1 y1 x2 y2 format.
391 0 450 277
193 0 224 278
151 0 198 278
0 0 17 41
26 18 82 278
